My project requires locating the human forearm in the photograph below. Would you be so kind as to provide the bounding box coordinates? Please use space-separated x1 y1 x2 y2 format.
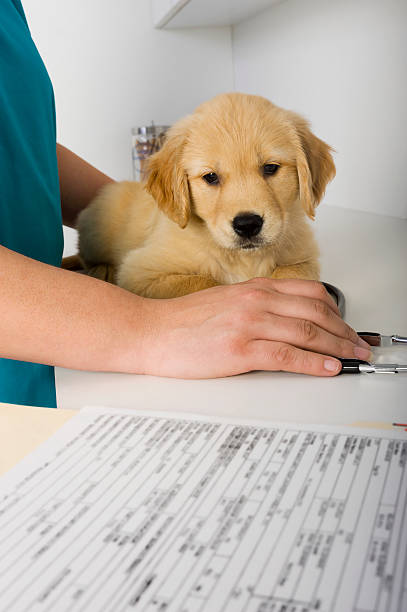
0 246 146 372
56 144 114 227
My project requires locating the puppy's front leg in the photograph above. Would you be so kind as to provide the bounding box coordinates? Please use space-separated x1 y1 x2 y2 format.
271 261 320 281
137 274 219 299
117 248 218 298
120 273 218 299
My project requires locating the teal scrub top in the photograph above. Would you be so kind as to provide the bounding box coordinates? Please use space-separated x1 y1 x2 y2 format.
0 0 63 407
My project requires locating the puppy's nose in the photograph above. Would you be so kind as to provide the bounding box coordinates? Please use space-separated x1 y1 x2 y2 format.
232 213 263 238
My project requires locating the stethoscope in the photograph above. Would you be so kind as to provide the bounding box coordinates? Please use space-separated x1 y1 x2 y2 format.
323 283 407 375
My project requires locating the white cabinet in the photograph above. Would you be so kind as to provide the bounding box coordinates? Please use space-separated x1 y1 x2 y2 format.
151 0 282 29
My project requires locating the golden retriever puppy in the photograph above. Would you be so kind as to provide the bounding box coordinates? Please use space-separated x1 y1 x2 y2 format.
77 93 335 299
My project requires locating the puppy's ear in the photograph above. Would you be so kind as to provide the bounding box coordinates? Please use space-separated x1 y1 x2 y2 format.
290 113 336 219
145 119 191 229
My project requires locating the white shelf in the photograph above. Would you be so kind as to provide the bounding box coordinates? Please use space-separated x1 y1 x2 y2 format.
151 0 282 29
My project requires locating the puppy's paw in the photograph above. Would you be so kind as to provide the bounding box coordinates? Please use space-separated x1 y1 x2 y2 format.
86 263 117 284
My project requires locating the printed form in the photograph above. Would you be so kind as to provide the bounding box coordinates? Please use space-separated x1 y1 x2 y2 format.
0 406 406 612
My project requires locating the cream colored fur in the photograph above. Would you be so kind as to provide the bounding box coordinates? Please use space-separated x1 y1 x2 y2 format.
78 93 335 299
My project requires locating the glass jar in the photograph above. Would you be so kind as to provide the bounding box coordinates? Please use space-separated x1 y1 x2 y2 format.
131 123 170 182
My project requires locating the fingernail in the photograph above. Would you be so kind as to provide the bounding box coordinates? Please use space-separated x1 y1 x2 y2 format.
324 359 340 372
354 346 372 360
356 337 371 349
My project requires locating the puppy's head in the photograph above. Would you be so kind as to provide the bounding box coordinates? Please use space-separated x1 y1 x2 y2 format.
146 93 335 250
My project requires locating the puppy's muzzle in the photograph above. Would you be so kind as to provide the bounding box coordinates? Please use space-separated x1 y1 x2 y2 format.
232 213 263 238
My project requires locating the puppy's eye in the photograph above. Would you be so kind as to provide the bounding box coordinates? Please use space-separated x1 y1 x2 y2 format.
202 172 219 185
263 163 280 176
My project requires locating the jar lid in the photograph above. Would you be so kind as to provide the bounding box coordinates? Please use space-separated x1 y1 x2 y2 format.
132 125 170 136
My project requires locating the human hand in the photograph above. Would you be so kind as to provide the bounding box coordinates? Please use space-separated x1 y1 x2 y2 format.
133 278 371 378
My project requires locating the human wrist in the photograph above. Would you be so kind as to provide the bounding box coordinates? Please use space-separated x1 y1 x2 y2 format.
105 291 157 375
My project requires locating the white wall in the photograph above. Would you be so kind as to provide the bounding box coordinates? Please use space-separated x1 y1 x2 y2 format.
22 0 234 253
22 0 407 229
23 0 233 180
232 0 407 219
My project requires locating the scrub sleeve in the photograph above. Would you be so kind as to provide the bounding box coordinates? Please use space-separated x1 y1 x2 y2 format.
0 0 63 407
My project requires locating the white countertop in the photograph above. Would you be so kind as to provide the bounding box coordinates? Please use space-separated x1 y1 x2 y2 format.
56 205 407 424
